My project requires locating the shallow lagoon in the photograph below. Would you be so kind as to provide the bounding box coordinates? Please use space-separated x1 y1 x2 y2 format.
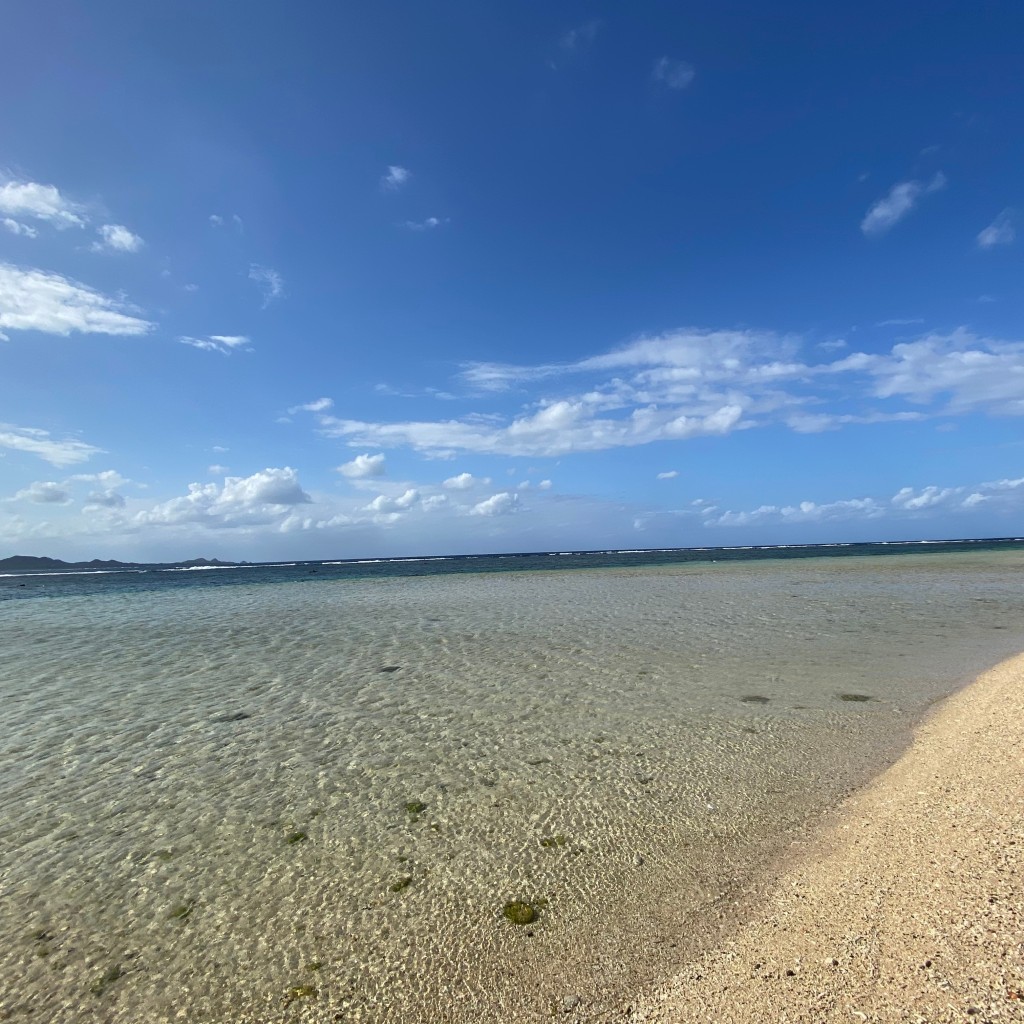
3 549 1024 1022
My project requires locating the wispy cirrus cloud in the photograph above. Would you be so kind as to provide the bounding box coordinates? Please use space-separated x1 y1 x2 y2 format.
309 325 1024 461
404 216 448 231
652 57 696 90
288 397 333 414
381 165 411 191
861 172 946 236
560 20 600 52
0 263 152 339
249 265 284 307
977 209 1015 249
0 423 104 467
179 334 251 355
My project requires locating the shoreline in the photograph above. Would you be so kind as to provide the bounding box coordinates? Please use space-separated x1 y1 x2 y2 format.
625 651 1024 1023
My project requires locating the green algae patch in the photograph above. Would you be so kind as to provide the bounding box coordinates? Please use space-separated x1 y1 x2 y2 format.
286 831 308 844
503 900 537 925
404 800 427 814
90 964 124 996
740 695 770 704
153 849 175 861
285 984 317 1005
389 875 413 893
838 693 874 702
169 901 195 921
540 834 568 848
304 961 323 972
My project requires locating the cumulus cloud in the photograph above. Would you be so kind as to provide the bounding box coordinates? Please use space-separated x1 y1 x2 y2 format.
92 223 143 253
656 470 679 480
0 423 104 466
0 179 86 228
652 57 696 90
338 453 386 479
443 472 489 490
366 488 418 513
470 491 518 516
0 263 153 339
382 165 411 190
84 488 125 509
11 481 72 504
179 334 251 355
977 210 1015 249
135 468 311 529
861 173 946 236
249 265 284 307
891 485 958 511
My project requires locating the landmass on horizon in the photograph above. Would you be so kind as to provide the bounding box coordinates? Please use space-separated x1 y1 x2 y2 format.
5 535 1024 575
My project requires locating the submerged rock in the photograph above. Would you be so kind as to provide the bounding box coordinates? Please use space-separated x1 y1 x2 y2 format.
212 711 251 723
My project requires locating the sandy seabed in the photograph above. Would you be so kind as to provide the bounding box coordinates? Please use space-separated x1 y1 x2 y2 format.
626 652 1024 1024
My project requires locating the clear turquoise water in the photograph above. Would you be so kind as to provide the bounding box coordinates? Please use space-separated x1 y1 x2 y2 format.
3 548 1024 1022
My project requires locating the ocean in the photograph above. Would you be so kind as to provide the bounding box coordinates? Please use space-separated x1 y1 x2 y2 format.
3 541 1024 1022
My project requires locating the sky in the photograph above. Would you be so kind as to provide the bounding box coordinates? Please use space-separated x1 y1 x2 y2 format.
2 1 1023 562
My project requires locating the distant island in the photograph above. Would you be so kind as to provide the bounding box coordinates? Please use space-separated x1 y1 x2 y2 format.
0 555 244 573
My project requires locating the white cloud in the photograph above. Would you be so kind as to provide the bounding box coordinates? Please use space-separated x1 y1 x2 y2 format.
0 424 103 467
538 479 552 490
209 214 223 226
560 20 600 51
404 216 448 231
977 210 1015 249
288 397 333 414
711 497 884 527
382 166 411 190
208 464 229 475
890 485 958 511
338 453 386 479
0 263 153 339
652 57 696 90
69 469 129 488
0 179 86 228
136 468 311 528
443 472 490 490
861 172 946 236
311 324 1024 463
92 223 143 253
11 481 72 504
366 488 419 513
876 318 924 327
470 491 518 516
249 265 284 307
861 328 1024 414
656 470 679 480
179 334 251 355
2 218 38 238
84 488 125 509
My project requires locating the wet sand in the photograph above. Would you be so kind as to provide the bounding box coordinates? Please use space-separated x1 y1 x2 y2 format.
627 652 1024 1024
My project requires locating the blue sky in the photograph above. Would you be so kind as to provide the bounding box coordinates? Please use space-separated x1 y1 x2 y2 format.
2 1 1023 561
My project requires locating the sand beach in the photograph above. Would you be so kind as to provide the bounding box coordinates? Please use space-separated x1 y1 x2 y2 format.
627 653 1024 1024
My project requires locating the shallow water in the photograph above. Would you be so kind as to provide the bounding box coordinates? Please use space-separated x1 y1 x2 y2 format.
3 550 1024 1022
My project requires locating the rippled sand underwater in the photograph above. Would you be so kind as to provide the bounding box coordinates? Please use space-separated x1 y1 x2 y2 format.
3 550 1024 1023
